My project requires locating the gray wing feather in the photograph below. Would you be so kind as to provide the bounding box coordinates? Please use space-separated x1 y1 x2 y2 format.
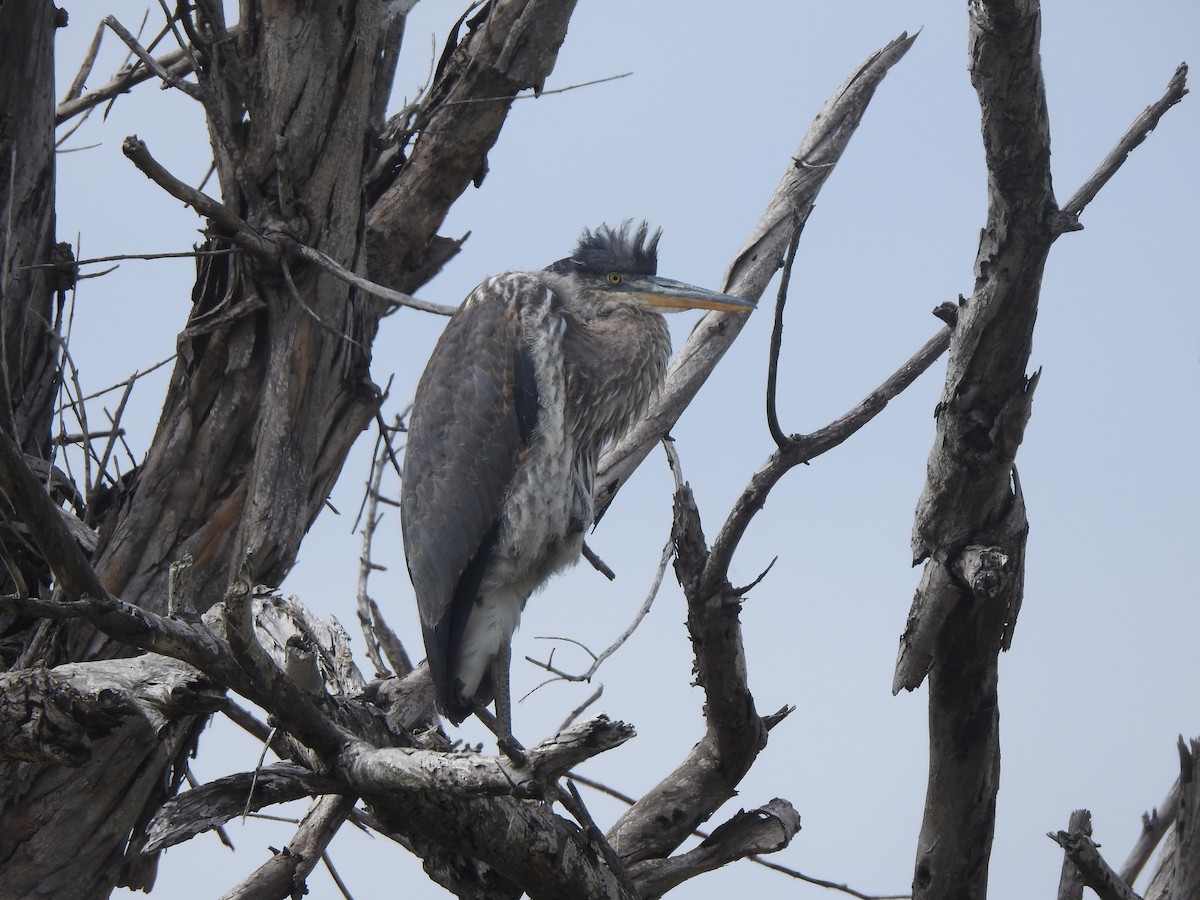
401 279 537 699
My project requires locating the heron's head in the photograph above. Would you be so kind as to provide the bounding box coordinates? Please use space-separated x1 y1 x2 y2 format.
545 222 755 317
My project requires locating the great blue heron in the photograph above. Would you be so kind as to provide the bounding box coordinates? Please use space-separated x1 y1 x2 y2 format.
401 222 753 743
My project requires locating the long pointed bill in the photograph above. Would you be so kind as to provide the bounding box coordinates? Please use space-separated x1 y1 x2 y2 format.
625 275 756 313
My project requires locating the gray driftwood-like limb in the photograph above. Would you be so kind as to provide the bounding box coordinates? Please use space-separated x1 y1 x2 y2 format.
365 784 635 900
145 763 347 853
1062 63 1189 218
218 795 357 900
0 655 221 766
627 799 801 897
604 485 792 867
1120 775 1182 885
1144 830 1177 900
1175 736 1200 900
365 0 580 294
604 32 917 872
593 31 918 522
1049 829 1142 900
0 668 121 765
339 715 635 800
1056 809 1093 900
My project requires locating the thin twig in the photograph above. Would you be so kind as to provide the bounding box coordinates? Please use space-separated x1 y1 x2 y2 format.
555 686 603 733
102 406 138 482
103 16 201 99
62 21 106 104
54 355 175 414
90 374 136 503
279 255 363 349
442 71 633 106
322 851 355 900
242 726 279 821
22 249 236 272
526 444 679 689
288 240 456 316
51 429 124 447
356 425 396 678
766 216 803 448
152 0 203 80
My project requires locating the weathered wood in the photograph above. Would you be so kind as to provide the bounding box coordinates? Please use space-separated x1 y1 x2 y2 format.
1056 810 1092 900
0 1 68 618
1176 737 1200 900
904 2 1051 898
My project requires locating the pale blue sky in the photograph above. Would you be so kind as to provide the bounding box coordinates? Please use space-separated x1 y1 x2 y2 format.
52 2 1199 897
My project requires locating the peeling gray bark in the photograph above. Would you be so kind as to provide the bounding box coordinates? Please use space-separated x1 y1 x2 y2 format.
0 1 68 626
0 2 581 896
901 2 1056 898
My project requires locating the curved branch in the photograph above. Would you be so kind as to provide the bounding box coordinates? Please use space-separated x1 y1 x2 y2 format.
603 31 919 870
219 795 356 900
55 31 203 124
338 716 635 800
593 30 919 522
703 324 951 598
628 799 801 897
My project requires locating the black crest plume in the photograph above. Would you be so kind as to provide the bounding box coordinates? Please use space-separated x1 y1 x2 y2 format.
548 221 662 277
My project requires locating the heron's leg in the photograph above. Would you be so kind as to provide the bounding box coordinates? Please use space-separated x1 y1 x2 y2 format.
470 646 526 764
490 643 524 762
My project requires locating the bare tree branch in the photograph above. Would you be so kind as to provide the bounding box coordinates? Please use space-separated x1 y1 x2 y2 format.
146 763 346 853
706 324 951 600
1062 64 1189 219
218 795 357 900
627 799 801 897
1056 809 1093 900
1120 776 1182 886
102 16 201 99
121 137 277 260
593 31 919 522
1050 829 1143 900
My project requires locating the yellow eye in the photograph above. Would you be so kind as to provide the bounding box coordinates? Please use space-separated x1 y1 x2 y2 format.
607 273 622 285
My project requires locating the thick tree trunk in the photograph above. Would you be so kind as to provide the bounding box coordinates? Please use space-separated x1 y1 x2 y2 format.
0 0 67 622
903 3 1052 898
0 2 578 896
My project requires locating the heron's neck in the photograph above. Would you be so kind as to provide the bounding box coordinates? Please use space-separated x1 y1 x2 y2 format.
560 305 671 454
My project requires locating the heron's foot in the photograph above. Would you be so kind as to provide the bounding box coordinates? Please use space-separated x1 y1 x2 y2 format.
472 705 527 766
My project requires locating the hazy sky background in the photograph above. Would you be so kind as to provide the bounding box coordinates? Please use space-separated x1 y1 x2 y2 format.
50 1 1199 898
